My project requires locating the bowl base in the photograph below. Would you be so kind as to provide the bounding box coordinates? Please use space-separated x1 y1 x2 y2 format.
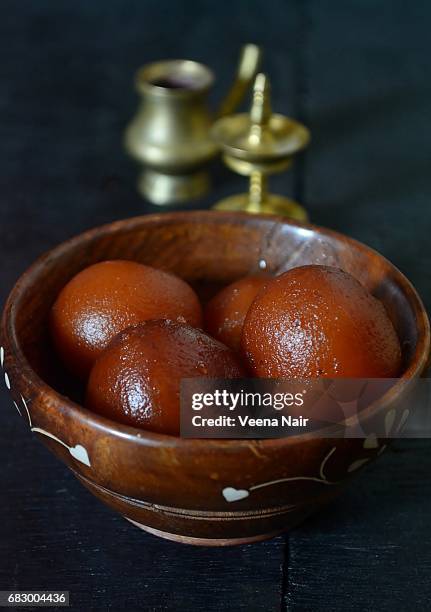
125 517 286 547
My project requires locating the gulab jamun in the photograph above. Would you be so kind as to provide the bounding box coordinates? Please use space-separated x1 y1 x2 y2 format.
50 260 202 377
204 275 269 351
86 320 245 435
242 265 401 378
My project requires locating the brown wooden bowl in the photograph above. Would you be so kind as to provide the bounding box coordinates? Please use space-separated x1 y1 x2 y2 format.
1 211 429 546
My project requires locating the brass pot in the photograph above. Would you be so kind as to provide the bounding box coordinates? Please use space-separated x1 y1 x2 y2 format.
125 46 261 205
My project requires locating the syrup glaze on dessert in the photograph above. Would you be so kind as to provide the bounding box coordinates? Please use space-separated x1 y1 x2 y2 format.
204 275 269 351
50 260 202 378
242 265 402 378
86 320 245 435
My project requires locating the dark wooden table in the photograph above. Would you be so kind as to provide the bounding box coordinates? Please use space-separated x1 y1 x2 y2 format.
1 2 430 610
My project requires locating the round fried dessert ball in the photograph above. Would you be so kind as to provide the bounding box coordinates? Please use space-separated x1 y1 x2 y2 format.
204 275 270 351
50 260 202 378
242 265 401 378
86 320 246 435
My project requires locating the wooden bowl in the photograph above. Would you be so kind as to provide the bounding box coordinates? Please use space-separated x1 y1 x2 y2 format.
1 211 429 546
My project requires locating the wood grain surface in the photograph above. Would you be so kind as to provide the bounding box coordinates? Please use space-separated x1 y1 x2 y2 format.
0 1 430 610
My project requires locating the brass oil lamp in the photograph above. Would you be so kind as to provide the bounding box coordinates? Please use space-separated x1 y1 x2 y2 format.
211 73 310 220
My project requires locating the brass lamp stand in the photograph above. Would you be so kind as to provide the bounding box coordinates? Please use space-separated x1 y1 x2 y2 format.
212 73 310 220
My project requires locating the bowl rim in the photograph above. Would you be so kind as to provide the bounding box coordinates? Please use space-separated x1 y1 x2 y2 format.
2 210 430 451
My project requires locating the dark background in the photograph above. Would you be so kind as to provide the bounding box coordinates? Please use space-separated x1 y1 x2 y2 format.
1 1 430 610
